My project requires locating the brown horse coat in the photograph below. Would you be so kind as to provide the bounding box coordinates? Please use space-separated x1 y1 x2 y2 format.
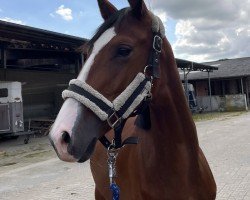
49 0 216 199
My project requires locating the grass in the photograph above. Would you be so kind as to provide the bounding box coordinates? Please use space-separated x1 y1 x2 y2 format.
23 150 52 158
192 111 247 122
0 162 17 167
0 151 6 158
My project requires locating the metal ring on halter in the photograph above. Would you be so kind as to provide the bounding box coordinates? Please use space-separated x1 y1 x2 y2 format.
108 140 116 151
153 35 163 53
144 65 150 75
144 65 153 80
107 144 119 162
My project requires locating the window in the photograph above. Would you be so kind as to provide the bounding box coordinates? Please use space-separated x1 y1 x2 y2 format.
0 88 8 98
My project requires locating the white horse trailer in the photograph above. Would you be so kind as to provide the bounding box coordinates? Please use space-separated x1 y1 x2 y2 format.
0 82 54 143
0 82 24 134
0 82 34 142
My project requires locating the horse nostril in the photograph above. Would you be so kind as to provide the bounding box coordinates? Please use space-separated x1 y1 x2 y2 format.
62 131 71 144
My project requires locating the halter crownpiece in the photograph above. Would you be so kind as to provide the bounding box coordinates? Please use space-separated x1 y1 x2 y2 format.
143 12 165 79
150 12 165 37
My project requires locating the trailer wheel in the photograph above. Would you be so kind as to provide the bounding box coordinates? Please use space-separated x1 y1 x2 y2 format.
24 138 29 144
10 136 19 140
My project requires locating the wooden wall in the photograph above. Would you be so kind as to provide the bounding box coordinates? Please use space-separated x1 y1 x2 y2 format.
0 69 76 119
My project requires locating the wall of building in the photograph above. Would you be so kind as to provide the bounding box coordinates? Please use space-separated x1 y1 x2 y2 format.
195 81 208 96
195 79 245 96
0 69 75 119
228 79 239 94
197 94 248 112
194 76 250 111
212 80 222 95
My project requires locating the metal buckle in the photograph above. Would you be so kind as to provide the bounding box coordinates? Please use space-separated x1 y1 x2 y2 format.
143 65 154 80
153 35 163 53
107 111 121 128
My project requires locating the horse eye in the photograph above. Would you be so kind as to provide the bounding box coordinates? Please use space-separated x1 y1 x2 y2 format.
116 46 132 57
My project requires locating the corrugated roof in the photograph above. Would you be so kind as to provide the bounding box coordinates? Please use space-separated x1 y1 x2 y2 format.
176 58 218 71
180 57 250 80
0 20 87 48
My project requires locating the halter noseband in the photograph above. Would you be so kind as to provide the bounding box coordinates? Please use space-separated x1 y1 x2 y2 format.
62 72 152 127
62 71 152 148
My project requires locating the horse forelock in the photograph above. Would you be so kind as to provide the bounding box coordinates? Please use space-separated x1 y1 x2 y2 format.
81 7 165 52
78 27 116 81
77 7 166 82
86 8 129 50
77 8 130 82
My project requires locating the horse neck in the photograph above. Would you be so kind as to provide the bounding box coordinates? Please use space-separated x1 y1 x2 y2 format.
144 38 199 159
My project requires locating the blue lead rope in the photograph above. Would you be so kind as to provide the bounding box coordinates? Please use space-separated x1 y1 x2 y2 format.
110 183 120 200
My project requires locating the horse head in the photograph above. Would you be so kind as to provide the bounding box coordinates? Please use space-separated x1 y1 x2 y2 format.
49 0 167 163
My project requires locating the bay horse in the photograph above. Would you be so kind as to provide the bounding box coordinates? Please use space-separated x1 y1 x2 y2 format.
49 0 216 199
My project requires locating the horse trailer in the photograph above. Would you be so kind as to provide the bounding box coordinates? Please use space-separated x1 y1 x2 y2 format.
0 81 25 137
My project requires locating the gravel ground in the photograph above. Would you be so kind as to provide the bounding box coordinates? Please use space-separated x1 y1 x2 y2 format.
0 136 95 200
0 111 249 200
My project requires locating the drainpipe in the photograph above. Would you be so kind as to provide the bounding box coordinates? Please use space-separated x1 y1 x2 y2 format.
208 71 212 111
246 77 249 107
184 67 191 104
241 77 248 110
241 78 244 94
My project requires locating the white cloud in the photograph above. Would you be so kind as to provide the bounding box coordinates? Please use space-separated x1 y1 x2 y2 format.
151 0 250 62
55 5 73 21
49 13 55 18
0 17 25 25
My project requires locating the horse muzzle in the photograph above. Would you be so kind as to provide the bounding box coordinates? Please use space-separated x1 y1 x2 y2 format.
49 130 97 163
49 98 102 163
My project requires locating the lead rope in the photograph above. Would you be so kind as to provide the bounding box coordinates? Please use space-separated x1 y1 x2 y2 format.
107 147 120 200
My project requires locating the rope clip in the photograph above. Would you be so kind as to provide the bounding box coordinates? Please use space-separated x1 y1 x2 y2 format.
107 147 118 184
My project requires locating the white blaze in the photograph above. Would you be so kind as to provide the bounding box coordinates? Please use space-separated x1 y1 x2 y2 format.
78 27 116 81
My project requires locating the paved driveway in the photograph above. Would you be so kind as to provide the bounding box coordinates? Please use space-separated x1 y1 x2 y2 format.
0 112 249 199
197 112 250 200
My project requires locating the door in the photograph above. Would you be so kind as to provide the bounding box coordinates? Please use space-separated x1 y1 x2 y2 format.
0 104 11 132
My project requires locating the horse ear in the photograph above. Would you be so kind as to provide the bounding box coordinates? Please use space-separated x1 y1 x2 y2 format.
128 0 148 18
97 0 118 21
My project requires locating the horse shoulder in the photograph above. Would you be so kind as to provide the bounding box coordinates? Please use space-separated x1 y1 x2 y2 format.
197 148 217 199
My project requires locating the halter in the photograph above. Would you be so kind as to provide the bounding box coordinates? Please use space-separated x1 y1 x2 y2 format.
62 9 164 149
62 13 164 200
62 72 152 148
62 30 163 149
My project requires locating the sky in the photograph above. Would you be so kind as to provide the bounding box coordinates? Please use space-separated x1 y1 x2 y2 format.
0 0 249 62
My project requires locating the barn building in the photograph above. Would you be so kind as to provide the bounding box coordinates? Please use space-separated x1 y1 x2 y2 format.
0 20 86 121
184 57 250 111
